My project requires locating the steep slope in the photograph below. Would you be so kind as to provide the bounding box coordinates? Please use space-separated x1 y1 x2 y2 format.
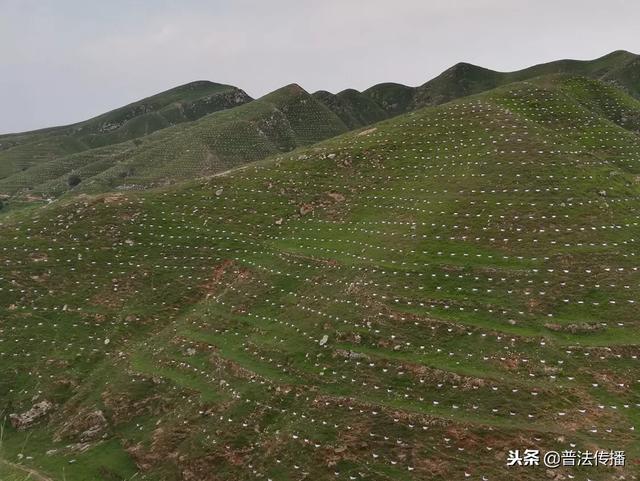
314 49 640 127
0 84 349 199
69 80 253 148
412 49 640 108
507 49 640 92
1 74 640 481
362 82 418 116
0 81 252 180
3 50 639 205
312 88 390 128
409 62 503 107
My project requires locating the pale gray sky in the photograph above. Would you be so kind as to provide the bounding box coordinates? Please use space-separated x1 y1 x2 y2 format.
2 0 639 134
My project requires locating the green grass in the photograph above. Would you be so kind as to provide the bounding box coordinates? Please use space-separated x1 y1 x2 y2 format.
4 50 639 203
0 81 252 194
1 70 640 480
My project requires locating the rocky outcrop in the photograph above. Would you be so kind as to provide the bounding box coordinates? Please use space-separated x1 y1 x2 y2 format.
9 400 55 430
53 408 109 442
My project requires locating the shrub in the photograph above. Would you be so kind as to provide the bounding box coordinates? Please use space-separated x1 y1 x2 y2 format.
68 174 82 187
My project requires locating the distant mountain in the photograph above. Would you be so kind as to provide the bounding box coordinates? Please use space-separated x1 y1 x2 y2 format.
312 89 389 129
0 81 252 178
1 50 639 201
70 81 253 148
0 83 349 198
313 50 640 128
411 49 640 107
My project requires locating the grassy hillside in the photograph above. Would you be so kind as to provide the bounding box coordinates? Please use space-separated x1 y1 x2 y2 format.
69 81 253 149
313 89 390 129
316 50 640 130
411 49 640 109
2 50 639 206
0 81 252 182
1 73 639 480
0 84 349 200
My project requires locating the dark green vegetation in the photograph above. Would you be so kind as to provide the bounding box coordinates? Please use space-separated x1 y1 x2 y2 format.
1 52 640 481
315 49 640 129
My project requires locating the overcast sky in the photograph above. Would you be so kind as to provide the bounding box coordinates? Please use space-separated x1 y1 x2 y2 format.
2 0 639 134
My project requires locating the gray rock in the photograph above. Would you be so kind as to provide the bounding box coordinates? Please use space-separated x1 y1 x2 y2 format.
9 400 54 430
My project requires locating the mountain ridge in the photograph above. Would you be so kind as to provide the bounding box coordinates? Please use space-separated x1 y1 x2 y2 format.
314 49 640 124
0 80 251 138
1 49 639 205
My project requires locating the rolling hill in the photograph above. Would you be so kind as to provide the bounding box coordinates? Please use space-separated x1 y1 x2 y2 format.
2 51 639 206
314 49 640 130
410 49 640 109
0 81 252 181
1 68 639 481
0 84 349 200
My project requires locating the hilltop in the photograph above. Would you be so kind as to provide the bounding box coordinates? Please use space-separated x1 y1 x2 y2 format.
0 83 349 200
411 49 640 107
0 81 252 185
317 50 640 127
1 67 640 480
1 50 638 205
